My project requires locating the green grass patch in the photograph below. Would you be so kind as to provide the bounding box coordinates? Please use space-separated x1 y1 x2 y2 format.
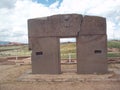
60 43 76 54
60 43 76 59
0 45 23 51
107 52 120 57
0 45 31 57
107 41 120 49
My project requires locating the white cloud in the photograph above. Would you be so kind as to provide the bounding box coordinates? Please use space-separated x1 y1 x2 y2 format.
60 38 76 43
0 0 51 42
0 0 120 43
49 1 59 8
107 21 116 40
0 0 16 9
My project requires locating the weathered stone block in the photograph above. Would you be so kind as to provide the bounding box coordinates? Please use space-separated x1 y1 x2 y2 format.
80 15 106 35
77 35 107 74
31 37 61 74
28 14 83 37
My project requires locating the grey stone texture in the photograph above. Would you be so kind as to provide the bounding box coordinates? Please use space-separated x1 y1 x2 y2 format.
31 37 61 74
28 14 107 74
28 14 82 37
80 15 106 35
77 35 108 74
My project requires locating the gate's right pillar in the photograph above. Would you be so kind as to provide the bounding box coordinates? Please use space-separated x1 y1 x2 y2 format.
77 16 108 74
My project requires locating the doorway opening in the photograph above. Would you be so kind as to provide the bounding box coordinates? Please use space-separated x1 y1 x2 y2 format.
60 38 77 73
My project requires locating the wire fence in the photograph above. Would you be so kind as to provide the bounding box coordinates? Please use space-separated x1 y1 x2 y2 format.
61 53 76 59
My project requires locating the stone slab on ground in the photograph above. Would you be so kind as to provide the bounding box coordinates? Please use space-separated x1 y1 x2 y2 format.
17 69 120 82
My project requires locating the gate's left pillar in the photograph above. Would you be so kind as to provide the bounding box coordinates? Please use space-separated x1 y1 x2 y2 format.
30 37 61 74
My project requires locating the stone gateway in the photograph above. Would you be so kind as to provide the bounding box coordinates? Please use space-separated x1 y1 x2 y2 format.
28 14 108 74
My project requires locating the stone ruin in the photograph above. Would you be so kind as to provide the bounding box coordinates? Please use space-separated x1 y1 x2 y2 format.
28 14 108 74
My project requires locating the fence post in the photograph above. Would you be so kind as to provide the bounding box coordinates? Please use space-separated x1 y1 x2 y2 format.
15 50 18 60
68 53 71 63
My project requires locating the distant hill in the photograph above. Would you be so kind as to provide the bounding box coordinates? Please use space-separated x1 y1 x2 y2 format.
0 41 25 45
0 41 10 45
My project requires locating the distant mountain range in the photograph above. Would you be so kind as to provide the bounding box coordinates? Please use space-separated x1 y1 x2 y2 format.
0 41 10 45
0 41 25 45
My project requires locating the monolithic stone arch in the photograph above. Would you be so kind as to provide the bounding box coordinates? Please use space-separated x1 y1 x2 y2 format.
28 14 108 74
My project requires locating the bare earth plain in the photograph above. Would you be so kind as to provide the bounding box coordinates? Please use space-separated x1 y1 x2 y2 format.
0 58 120 90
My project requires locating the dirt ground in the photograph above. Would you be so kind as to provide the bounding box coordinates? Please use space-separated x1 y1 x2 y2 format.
1 81 120 90
0 58 120 90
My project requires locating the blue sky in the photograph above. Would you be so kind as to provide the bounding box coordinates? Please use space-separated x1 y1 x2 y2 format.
0 0 120 43
32 0 62 7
